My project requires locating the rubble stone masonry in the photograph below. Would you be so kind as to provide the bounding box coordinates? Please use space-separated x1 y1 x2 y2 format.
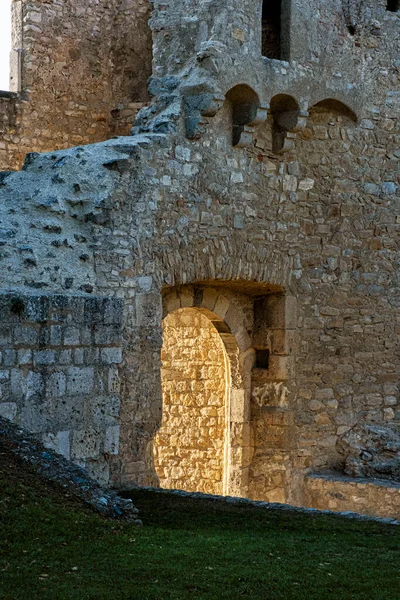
0 0 152 170
0 0 398 519
154 309 228 495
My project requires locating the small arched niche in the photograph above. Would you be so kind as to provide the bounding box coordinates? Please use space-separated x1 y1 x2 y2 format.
310 99 357 124
387 0 400 12
226 84 260 147
270 94 300 153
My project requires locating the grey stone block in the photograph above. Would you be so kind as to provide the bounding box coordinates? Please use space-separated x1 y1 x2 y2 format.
64 327 80 346
34 350 56 366
42 430 71 460
71 428 101 460
14 325 39 345
0 402 17 421
3 349 17 366
18 349 32 365
101 347 123 364
67 367 94 394
46 372 67 398
104 425 120 455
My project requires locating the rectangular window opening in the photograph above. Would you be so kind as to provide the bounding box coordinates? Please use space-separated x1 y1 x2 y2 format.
387 0 400 11
262 0 282 60
256 349 270 370
0 0 12 91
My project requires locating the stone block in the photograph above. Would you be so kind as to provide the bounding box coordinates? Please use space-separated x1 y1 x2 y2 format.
64 327 80 346
269 329 297 356
3 349 17 366
74 348 84 365
103 299 124 326
26 371 45 400
58 349 72 365
42 430 70 460
18 349 32 365
0 402 17 421
88 394 120 428
67 367 94 394
14 325 38 345
108 367 120 393
202 288 219 311
46 372 66 398
101 347 123 364
264 355 293 381
33 350 55 366
230 389 249 423
104 425 120 455
71 428 101 460
163 292 180 316
136 293 162 326
214 294 231 320
0 327 12 347
50 325 63 346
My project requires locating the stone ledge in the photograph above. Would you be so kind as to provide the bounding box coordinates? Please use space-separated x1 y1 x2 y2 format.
0 91 19 100
307 471 400 489
304 471 400 520
122 485 399 526
0 416 141 524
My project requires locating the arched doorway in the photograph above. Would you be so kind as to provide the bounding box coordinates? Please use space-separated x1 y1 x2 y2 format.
153 307 231 495
152 285 257 498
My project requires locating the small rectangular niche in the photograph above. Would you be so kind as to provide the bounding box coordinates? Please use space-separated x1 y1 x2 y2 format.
0 0 12 91
387 0 399 11
262 0 282 59
255 349 270 370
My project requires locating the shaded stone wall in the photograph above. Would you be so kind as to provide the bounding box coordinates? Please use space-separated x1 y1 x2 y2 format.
304 473 400 520
0 0 398 519
0 0 152 171
154 308 228 495
0 293 123 484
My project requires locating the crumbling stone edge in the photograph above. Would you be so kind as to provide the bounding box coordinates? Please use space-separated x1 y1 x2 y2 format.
131 486 399 527
0 417 141 525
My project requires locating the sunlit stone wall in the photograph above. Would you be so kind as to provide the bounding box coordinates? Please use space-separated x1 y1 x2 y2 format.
154 308 228 495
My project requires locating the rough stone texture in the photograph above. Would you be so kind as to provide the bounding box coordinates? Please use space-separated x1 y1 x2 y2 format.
135 484 399 525
305 472 400 520
0 292 124 483
0 415 141 523
0 0 398 519
154 308 228 495
0 0 152 170
337 423 400 480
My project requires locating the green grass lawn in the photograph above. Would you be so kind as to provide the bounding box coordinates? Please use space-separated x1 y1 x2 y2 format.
1 449 399 600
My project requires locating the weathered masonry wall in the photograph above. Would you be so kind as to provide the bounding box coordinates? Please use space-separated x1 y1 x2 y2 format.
0 293 123 484
154 308 228 495
0 0 152 171
305 474 400 520
0 0 398 520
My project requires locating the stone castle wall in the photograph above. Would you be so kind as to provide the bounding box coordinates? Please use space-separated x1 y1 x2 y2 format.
154 309 228 495
0 293 124 484
0 0 152 171
0 0 398 518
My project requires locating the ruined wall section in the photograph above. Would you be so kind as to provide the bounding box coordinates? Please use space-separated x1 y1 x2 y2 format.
0 0 398 516
0 292 124 484
0 0 152 171
154 308 228 495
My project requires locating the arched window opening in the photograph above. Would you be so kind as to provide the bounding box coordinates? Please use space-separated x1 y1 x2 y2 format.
0 0 12 91
311 99 357 123
270 93 300 153
387 0 399 11
262 0 282 59
226 84 260 147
